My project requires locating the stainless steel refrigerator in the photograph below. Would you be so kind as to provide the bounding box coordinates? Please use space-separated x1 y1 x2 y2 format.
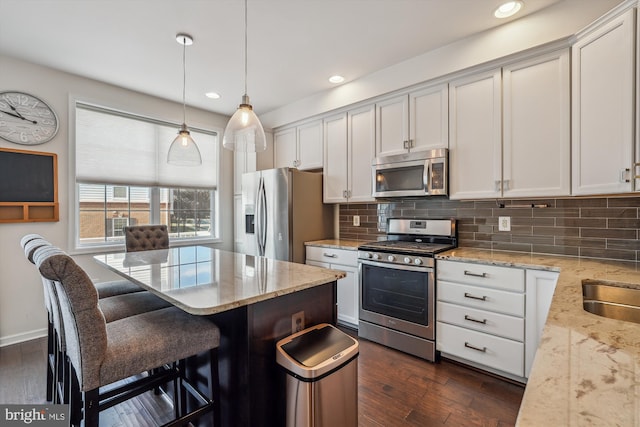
242 168 334 264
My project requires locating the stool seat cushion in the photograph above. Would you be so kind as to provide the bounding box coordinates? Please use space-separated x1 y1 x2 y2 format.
95 280 144 298
99 292 172 322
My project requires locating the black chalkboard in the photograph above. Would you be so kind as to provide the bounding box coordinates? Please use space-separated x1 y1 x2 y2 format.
0 148 56 202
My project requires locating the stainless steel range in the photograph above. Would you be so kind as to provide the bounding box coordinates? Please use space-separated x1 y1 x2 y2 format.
358 218 457 361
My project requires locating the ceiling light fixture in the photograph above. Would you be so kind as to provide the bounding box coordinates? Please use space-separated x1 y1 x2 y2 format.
222 0 266 152
494 1 524 18
205 92 221 99
329 75 345 84
167 33 202 166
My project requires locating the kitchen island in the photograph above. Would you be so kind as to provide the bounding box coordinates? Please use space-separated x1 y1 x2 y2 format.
437 248 640 426
94 247 346 427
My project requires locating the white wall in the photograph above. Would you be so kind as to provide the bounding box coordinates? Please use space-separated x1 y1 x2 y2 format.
0 55 233 346
260 0 625 128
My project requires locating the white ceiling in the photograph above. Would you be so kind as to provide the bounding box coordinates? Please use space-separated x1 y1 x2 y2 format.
0 0 623 118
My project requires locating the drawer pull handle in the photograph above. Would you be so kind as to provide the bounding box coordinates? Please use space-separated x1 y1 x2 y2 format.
464 292 487 301
464 270 488 278
464 315 487 324
323 253 337 258
464 342 487 353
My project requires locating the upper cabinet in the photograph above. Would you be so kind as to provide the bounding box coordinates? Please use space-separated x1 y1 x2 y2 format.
323 105 376 203
572 9 635 195
274 119 323 170
375 83 449 157
449 49 570 199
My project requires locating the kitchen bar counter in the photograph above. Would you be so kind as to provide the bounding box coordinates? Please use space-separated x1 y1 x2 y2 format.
304 238 366 250
437 248 640 426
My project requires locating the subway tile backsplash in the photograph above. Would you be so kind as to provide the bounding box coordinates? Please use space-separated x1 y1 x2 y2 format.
338 196 640 262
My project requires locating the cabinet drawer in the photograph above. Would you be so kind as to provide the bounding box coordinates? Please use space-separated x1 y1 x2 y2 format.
438 281 524 317
437 260 525 292
437 322 524 377
437 301 524 341
306 246 358 266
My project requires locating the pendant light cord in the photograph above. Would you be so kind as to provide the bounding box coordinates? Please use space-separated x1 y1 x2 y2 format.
244 0 248 96
182 35 187 124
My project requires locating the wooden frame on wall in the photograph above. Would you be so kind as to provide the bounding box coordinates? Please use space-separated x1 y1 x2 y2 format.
0 147 59 223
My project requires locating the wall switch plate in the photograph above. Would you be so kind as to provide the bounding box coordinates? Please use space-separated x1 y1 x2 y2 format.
353 215 360 226
498 216 511 232
292 311 305 334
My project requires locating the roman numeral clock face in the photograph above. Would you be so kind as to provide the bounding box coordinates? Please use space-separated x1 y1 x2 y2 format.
0 91 59 145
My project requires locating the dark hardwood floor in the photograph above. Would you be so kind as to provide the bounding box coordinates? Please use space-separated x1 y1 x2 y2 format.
0 334 524 426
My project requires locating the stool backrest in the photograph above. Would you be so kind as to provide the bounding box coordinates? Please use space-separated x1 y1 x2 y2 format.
124 224 169 252
35 247 108 391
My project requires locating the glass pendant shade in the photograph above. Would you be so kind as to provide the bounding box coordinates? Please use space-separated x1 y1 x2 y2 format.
168 123 202 165
222 95 267 152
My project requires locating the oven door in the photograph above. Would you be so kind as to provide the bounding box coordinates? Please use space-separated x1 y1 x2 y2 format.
359 259 435 340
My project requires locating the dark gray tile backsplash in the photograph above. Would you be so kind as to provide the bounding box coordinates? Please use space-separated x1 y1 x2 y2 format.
338 196 640 262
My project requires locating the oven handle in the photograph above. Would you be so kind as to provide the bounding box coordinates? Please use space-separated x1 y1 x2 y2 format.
359 259 433 272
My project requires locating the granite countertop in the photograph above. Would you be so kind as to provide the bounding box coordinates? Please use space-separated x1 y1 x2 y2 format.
437 248 640 426
94 247 346 315
304 239 368 250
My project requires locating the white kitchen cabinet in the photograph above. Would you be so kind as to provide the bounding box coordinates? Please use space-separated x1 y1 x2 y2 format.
572 9 635 195
375 83 448 157
450 49 570 200
306 246 359 327
524 269 558 377
233 148 256 195
233 194 244 253
274 120 323 170
323 105 376 203
437 259 526 379
449 69 502 199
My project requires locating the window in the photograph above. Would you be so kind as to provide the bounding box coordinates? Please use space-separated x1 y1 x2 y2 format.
74 103 219 249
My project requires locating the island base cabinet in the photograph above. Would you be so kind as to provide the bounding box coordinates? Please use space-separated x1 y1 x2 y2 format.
437 322 524 378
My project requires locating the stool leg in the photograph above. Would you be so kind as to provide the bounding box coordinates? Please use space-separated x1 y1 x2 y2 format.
83 389 99 427
46 318 55 402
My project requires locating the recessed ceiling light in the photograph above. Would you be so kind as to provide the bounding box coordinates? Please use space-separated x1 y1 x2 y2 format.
205 92 221 99
329 75 345 84
494 1 523 18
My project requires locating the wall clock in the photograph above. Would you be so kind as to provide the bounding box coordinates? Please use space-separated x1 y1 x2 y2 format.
0 91 59 145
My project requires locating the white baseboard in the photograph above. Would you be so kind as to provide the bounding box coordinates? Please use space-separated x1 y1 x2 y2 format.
0 328 47 347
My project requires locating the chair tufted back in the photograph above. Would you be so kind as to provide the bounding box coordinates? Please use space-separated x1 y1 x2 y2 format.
124 225 169 252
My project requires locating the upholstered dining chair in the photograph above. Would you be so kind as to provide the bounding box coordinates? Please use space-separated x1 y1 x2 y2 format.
34 247 221 427
124 224 170 252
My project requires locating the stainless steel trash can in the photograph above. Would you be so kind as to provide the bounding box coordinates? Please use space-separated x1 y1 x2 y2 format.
276 323 359 427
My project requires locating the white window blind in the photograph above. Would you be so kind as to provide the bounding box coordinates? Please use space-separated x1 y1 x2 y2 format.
76 104 217 189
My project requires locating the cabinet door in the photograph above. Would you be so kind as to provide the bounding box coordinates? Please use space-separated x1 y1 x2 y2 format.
410 83 449 152
274 127 297 169
348 104 376 202
375 95 409 157
297 120 323 170
335 264 359 327
572 9 634 195
503 50 570 198
234 149 256 195
524 269 558 377
323 113 349 203
233 194 244 253
449 69 502 199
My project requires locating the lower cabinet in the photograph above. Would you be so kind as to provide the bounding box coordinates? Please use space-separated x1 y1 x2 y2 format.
306 246 359 328
436 259 558 381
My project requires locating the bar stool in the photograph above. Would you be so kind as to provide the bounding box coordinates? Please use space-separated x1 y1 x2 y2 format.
34 247 221 427
124 224 169 252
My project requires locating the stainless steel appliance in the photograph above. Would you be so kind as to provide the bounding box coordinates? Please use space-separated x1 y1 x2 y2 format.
372 148 448 198
358 218 457 361
242 168 334 264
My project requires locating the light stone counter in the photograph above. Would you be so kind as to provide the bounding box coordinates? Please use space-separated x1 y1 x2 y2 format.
437 248 640 426
304 239 367 250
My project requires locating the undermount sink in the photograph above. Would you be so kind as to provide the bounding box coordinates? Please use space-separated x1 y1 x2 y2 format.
582 280 640 324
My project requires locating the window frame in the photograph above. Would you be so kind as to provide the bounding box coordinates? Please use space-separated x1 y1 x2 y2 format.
69 98 222 254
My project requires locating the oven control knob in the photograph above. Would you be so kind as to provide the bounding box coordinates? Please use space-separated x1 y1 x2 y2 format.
414 258 423 266
387 255 396 262
403 257 412 264
373 253 381 260
365 252 373 259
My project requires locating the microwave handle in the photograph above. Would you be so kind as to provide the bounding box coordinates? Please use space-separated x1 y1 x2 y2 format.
424 160 432 194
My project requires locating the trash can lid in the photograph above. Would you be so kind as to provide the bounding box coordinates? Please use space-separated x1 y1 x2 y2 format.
280 324 357 367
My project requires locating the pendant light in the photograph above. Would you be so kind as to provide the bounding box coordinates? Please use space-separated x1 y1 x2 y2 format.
167 33 202 165
222 0 267 152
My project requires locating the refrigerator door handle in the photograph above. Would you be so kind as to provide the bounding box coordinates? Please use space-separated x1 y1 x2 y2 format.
257 177 268 256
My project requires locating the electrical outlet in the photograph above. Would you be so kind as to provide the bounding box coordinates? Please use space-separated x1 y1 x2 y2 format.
291 311 305 334
498 216 511 232
353 215 360 226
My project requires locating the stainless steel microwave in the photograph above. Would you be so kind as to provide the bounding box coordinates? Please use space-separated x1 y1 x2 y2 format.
372 148 448 198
